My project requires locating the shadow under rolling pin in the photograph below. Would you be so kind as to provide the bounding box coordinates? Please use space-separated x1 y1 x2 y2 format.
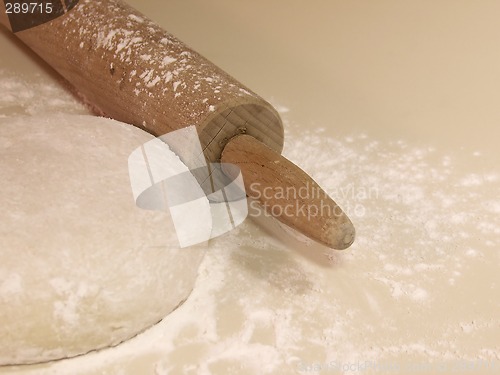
0 0 355 249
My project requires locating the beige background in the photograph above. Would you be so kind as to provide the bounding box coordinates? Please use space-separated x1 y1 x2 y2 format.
1 1 499 374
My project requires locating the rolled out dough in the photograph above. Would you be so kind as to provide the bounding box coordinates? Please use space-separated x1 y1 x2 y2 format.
0 115 207 365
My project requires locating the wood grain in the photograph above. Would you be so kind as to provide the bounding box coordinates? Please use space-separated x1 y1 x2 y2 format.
222 135 355 249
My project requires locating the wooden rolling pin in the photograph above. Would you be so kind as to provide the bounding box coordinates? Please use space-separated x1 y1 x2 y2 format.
0 0 355 249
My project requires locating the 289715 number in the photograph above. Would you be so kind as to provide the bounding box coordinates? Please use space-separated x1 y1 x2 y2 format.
5 2 53 14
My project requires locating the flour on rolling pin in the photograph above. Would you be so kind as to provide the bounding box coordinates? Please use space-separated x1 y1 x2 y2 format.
0 0 355 249
1 0 284 162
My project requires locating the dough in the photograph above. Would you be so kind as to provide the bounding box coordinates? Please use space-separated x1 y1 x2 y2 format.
0 115 208 365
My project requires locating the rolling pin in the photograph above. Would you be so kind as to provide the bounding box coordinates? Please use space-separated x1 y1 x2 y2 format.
0 0 355 249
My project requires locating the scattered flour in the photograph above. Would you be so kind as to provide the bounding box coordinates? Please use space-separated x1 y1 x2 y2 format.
0 70 88 117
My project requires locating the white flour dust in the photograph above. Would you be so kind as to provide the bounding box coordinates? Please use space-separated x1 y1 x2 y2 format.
0 68 499 374
0 69 88 117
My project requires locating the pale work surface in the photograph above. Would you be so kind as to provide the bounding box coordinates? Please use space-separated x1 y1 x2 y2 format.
0 1 499 374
